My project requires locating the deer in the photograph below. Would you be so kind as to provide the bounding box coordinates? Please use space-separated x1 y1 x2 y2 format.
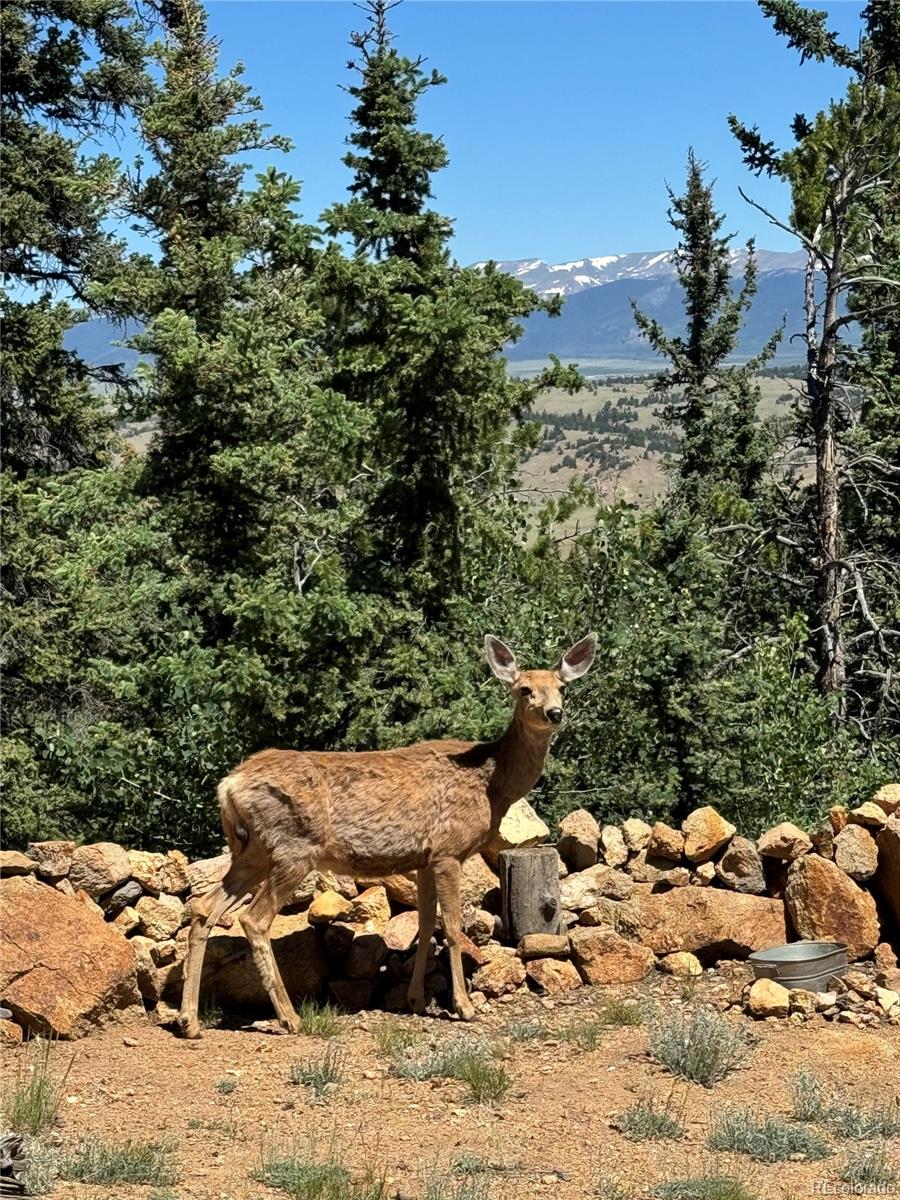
177 632 596 1037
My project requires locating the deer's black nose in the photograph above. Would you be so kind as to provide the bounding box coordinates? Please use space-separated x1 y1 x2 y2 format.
546 708 563 725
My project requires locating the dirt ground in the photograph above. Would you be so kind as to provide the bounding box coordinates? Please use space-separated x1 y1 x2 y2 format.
6 972 899 1200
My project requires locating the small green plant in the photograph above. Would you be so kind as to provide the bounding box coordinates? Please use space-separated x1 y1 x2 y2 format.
373 1021 421 1060
254 1142 387 1199
450 1151 514 1176
19 1138 60 1196
709 1108 831 1163
648 1009 751 1088
824 1097 900 1141
598 997 645 1026
652 1177 755 1200
841 1145 897 1185
215 1075 237 1095
59 1136 178 1186
290 1043 344 1101
558 1018 602 1050
791 1069 826 1123
791 1070 900 1140
4 1038 73 1136
199 993 223 1030
503 1018 549 1042
422 1171 491 1200
594 1179 632 1200
614 1095 684 1141
389 1037 509 1105
453 1055 510 1106
148 1191 180 1200
296 999 342 1038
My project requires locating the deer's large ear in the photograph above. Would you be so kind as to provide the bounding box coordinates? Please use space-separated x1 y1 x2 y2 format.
558 632 597 682
484 635 519 685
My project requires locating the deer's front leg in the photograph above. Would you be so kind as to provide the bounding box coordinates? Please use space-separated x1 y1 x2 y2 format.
433 858 475 1021
408 866 436 1014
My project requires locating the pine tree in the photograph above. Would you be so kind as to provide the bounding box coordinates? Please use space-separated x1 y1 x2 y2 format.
321 0 574 618
0 0 147 477
631 151 779 508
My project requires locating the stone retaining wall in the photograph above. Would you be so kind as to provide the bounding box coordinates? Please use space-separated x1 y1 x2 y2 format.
1 788 898 1041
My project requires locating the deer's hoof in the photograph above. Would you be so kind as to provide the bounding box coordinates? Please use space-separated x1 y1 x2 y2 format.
279 1014 302 1036
456 1000 476 1022
178 1016 203 1040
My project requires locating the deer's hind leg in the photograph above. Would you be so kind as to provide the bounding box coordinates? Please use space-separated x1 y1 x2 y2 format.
407 866 437 1015
238 855 313 1034
434 858 475 1021
178 859 264 1039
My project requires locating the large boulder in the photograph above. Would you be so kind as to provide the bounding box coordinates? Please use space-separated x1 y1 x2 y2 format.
483 799 549 865
127 850 190 896
682 807 735 864
526 957 582 995
161 910 327 1007
621 818 652 853
559 864 633 911
187 852 230 895
849 802 888 830
135 893 186 941
833 824 878 881
757 822 813 861
0 875 141 1037
0 851 36 877
557 808 599 871
599 825 629 869
569 926 655 985
631 885 788 961
873 784 900 817
716 836 766 895
471 947 526 997
785 855 879 962
875 815 900 930
68 842 131 899
26 841 75 879
646 822 684 862
460 854 500 912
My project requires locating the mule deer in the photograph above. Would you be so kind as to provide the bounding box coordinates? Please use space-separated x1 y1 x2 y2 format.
178 632 596 1036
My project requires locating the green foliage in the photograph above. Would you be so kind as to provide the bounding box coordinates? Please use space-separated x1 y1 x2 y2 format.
652 1177 755 1200
648 1009 752 1088
841 1145 897 1186
3 1039 71 1137
708 1108 832 1162
614 1095 685 1142
289 1044 344 1101
59 1136 178 1186
254 1142 387 1200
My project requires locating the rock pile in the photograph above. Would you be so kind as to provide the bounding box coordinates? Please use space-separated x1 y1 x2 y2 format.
0 788 897 1042
743 947 900 1028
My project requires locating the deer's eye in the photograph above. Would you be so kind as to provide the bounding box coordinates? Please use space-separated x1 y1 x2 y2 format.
519 686 532 698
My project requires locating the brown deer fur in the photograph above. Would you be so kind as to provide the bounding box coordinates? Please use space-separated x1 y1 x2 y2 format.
177 633 596 1037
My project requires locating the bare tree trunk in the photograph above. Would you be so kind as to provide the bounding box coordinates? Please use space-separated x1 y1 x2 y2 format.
806 233 847 723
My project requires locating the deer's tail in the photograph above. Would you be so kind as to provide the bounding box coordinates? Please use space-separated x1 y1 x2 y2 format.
218 777 250 853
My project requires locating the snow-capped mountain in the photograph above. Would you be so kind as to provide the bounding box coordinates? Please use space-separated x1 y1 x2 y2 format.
473 248 807 298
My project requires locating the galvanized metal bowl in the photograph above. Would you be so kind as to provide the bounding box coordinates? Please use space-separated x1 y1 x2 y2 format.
748 940 848 994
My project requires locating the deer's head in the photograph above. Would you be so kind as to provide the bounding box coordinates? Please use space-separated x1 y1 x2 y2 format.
484 633 597 733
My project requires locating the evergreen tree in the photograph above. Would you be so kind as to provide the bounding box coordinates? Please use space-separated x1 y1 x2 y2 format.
631 151 779 508
321 0 576 618
0 0 147 477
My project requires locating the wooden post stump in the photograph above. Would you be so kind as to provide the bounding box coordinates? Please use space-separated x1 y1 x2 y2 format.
498 846 562 942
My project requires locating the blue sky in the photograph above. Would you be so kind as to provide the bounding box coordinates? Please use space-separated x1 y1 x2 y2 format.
196 3 858 264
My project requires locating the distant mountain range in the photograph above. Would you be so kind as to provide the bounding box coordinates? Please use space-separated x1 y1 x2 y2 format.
478 248 833 362
65 247 841 372
473 248 807 298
